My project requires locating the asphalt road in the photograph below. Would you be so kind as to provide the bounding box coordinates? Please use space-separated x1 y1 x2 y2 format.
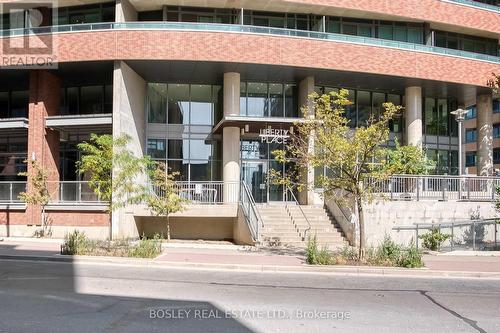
0 259 499 333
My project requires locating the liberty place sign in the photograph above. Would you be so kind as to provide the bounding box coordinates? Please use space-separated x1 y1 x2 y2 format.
259 128 290 144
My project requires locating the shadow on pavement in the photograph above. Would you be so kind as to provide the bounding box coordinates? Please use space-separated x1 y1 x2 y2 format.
0 243 255 333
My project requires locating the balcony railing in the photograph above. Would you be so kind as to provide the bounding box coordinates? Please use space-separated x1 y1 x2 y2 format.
444 0 500 12
0 22 498 64
152 181 239 204
0 181 27 203
367 175 500 201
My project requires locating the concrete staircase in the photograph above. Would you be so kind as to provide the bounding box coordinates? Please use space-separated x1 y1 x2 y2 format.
257 204 347 250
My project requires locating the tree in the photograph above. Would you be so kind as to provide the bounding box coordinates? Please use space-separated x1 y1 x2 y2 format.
273 89 403 258
18 160 51 236
382 138 436 175
77 134 151 237
143 161 188 240
487 73 499 92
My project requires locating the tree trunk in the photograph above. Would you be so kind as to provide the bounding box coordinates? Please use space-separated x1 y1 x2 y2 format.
356 197 365 260
41 206 45 236
166 215 171 241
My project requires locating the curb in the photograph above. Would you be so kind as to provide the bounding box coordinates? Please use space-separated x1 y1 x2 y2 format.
2 254 500 279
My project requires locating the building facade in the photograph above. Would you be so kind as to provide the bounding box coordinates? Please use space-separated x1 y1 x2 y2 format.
0 0 499 242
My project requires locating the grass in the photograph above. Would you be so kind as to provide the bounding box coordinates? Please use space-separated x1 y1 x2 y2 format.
61 231 162 259
305 234 424 268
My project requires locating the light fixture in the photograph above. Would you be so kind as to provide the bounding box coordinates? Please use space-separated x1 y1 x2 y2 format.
241 128 245 136
244 124 249 132
290 126 294 134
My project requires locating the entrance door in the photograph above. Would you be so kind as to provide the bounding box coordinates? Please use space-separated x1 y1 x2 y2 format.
242 161 268 203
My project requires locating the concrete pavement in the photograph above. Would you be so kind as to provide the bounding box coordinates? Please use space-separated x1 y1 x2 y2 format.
1 259 500 332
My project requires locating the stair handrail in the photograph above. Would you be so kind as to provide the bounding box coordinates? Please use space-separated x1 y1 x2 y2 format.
284 186 312 241
240 181 263 242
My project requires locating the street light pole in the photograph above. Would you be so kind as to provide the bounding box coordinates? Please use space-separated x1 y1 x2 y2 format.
451 108 470 176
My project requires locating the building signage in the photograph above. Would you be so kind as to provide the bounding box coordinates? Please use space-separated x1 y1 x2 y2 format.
259 128 290 144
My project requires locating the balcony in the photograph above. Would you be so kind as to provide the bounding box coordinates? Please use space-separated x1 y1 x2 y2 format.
0 22 498 64
445 0 500 12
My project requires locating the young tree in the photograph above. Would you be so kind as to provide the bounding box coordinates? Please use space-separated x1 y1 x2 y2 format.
382 138 436 175
273 89 404 258
18 160 51 236
144 161 187 240
488 73 499 92
77 134 151 237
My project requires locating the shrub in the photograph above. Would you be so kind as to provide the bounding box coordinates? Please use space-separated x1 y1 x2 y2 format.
61 230 90 255
61 231 163 258
397 244 424 268
306 235 333 265
127 235 162 258
419 227 450 251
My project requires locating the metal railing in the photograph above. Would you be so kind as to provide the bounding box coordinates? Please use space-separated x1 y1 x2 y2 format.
152 181 238 204
324 197 358 246
48 181 102 203
284 186 311 241
0 181 27 203
444 0 500 12
394 218 500 251
0 22 498 63
367 175 500 201
240 182 262 242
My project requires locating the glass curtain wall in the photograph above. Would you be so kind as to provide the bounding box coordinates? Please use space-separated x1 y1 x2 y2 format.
146 83 222 182
240 82 298 118
56 2 115 25
434 30 499 56
314 85 403 132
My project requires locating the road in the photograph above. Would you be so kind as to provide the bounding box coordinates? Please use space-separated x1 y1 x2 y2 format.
0 259 499 333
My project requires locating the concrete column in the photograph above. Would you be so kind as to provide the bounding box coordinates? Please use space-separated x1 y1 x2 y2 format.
405 86 423 148
116 0 137 22
27 70 60 225
298 76 315 205
112 61 146 239
477 93 493 176
222 73 240 203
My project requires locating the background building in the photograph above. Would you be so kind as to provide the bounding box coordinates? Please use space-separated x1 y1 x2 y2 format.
0 0 499 244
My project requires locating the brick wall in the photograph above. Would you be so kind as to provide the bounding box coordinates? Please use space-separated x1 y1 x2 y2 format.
1 31 498 87
0 210 109 227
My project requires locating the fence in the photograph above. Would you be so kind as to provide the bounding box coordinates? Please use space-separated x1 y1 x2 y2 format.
153 181 239 204
393 219 500 251
367 175 500 201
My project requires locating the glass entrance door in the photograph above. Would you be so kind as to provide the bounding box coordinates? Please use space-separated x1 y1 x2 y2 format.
242 161 268 203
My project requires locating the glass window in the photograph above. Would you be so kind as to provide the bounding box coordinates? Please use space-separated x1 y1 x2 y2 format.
377 25 393 40
388 94 402 133
342 24 357 36
147 139 166 159
284 84 297 118
358 25 372 37
465 105 477 119
10 90 28 118
407 27 423 44
104 85 113 113
240 82 247 116
465 152 476 168
80 86 103 114
345 89 356 127
326 19 340 33
269 83 283 117
425 98 438 135
190 140 212 160
494 148 500 164
247 83 268 117
494 124 500 139
372 92 386 119
190 161 211 181
66 87 79 115
138 10 163 21
437 99 448 136
357 91 371 126
190 85 212 125
168 84 189 124
494 100 500 113
213 85 223 124
0 92 8 118
466 128 477 143
393 26 407 42
166 160 188 181
435 33 447 48
168 139 189 160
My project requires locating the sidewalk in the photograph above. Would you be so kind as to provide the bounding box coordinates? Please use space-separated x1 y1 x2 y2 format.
2 238 500 278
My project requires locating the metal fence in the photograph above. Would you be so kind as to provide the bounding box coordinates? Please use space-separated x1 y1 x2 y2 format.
0 182 27 203
393 219 500 251
367 175 500 201
153 181 239 204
